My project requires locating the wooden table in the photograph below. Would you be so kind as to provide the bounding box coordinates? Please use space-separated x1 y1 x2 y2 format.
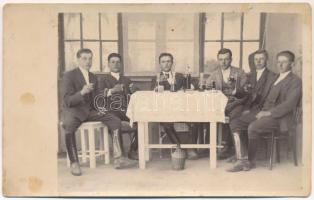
126 90 228 169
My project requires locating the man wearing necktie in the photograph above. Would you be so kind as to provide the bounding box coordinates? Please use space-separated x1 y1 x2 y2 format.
62 49 136 176
227 50 302 172
151 53 199 159
98 53 139 160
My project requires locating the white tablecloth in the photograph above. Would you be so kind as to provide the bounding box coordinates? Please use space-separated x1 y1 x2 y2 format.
126 90 228 124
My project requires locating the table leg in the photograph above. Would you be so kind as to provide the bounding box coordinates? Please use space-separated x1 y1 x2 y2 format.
210 122 217 169
217 123 223 154
138 122 146 169
80 129 87 163
103 126 110 165
88 128 96 169
144 122 150 161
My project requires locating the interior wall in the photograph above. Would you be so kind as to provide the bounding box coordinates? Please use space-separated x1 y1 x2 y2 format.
264 13 302 77
264 13 303 161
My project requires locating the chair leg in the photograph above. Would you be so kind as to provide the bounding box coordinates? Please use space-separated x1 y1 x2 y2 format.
276 139 280 163
293 134 298 166
158 125 163 159
103 126 110 165
264 139 268 159
88 128 96 168
269 132 275 170
80 129 87 163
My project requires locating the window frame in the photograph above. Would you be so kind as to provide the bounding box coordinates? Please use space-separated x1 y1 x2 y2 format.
201 12 266 72
59 12 266 77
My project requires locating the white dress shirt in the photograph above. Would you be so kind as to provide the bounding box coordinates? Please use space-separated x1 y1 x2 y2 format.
79 67 89 84
163 71 175 84
221 67 231 83
256 67 266 82
110 71 120 81
274 70 291 86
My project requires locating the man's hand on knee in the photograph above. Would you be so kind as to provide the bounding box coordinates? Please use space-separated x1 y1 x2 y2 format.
255 111 271 119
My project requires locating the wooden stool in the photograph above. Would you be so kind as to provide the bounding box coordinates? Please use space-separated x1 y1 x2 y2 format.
67 121 110 168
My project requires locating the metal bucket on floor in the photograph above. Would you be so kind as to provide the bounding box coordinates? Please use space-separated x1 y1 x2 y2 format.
171 145 186 170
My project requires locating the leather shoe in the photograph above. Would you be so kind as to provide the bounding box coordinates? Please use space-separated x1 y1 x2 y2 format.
70 162 82 176
114 157 138 169
186 149 198 160
218 149 234 160
128 150 139 160
226 160 250 172
226 155 237 163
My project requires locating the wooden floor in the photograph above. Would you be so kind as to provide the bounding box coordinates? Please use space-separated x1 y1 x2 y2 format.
57 151 306 197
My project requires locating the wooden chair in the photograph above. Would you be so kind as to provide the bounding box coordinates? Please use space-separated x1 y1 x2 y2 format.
66 121 110 168
262 101 302 170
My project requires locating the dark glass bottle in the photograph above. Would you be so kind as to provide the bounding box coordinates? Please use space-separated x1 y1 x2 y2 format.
186 66 191 89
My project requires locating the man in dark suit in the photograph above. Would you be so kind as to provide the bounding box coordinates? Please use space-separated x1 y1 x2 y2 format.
227 50 302 172
205 48 248 159
227 49 277 171
151 53 199 159
98 53 138 160
62 49 136 176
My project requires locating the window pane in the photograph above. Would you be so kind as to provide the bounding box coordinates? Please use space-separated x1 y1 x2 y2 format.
126 14 156 40
166 14 195 40
64 13 80 40
205 13 221 40
64 42 81 71
204 42 221 73
102 42 118 72
223 13 241 40
242 42 260 73
83 42 100 72
166 42 196 74
125 42 156 75
100 13 118 40
82 13 99 39
243 12 260 40
223 42 240 67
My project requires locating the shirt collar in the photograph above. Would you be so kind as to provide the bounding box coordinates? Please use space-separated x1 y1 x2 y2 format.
79 66 89 74
256 67 266 73
280 70 291 77
221 66 231 73
110 71 120 80
162 71 172 75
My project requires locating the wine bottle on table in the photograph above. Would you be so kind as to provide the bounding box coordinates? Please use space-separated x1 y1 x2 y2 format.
185 66 191 89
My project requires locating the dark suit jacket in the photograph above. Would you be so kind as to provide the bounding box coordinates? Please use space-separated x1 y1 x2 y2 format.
151 72 186 91
263 72 302 131
98 73 133 113
244 68 277 111
62 67 99 121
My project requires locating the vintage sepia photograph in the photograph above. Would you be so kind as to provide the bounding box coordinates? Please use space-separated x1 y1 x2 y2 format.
2 3 312 197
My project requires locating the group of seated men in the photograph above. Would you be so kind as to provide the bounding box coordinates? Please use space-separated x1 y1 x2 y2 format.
62 47 302 176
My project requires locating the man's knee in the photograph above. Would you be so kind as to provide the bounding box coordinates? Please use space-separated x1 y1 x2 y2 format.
102 114 121 130
62 117 82 134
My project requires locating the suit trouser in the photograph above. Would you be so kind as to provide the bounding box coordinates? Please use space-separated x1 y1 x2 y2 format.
109 110 138 153
229 111 280 162
222 104 244 151
160 123 181 145
63 110 122 164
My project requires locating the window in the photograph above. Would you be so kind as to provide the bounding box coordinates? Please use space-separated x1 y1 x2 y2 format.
204 12 263 73
60 12 264 76
62 13 119 73
122 13 199 76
